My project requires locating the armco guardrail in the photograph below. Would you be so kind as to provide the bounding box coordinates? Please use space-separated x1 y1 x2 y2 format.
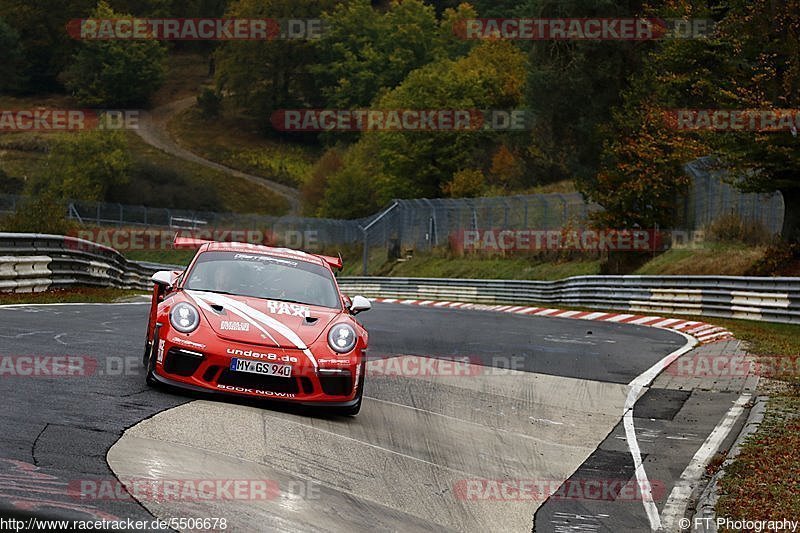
337 276 800 324
2 233 798 324
0 233 169 292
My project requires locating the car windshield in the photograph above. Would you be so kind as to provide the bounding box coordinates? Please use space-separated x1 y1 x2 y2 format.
183 251 341 309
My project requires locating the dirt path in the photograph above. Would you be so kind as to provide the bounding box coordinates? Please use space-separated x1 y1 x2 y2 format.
135 96 301 214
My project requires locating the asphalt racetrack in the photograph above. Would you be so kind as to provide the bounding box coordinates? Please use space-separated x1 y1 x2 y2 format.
0 301 752 532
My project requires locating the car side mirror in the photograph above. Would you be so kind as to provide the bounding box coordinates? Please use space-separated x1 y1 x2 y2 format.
350 295 372 315
151 270 175 289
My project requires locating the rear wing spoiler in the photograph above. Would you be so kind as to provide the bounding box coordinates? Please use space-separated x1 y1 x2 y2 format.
318 254 343 271
172 235 343 270
173 236 214 249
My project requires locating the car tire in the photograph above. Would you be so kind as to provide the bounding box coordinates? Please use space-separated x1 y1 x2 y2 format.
145 337 159 387
142 341 151 368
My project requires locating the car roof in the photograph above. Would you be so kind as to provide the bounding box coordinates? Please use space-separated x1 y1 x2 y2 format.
173 237 343 270
200 241 329 268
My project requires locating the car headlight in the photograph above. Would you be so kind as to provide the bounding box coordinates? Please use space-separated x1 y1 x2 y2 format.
170 302 200 333
328 323 357 354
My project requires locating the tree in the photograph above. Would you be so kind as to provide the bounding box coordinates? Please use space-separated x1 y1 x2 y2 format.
424 0 520 18
443 168 487 197
319 39 527 214
704 0 800 241
302 148 343 215
592 100 707 228
521 0 653 185
214 0 339 125
311 0 444 110
319 137 386 218
593 0 800 241
0 0 93 92
27 130 131 202
371 40 528 199
0 17 26 92
62 2 166 107
488 144 524 191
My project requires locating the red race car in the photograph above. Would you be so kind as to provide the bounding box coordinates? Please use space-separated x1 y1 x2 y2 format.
142 238 371 415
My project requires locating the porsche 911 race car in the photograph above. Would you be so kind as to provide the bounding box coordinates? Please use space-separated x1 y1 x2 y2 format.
142 238 371 415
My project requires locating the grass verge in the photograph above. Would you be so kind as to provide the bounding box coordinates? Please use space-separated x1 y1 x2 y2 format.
340 243 767 280
715 392 800 525
121 131 289 215
634 243 767 276
380 253 601 280
168 106 318 187
0 287 146 305
123 249 196 266
710 317 800 526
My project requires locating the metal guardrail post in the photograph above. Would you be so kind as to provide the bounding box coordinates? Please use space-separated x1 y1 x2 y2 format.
360 202 399 276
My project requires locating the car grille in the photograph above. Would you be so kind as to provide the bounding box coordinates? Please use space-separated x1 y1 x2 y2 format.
203 365 221 382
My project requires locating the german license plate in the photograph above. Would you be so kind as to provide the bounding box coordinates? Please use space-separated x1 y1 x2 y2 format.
230 358 292 378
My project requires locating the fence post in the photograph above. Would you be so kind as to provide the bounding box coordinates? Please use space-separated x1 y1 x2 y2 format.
360 201 400 276
362 227 369 276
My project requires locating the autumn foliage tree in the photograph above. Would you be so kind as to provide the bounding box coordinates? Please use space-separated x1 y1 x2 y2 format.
594 0 800 241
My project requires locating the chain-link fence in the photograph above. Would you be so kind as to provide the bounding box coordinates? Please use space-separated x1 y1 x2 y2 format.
0 156 786 274
361 193 598 251
679 157 784 233
64 199 366 249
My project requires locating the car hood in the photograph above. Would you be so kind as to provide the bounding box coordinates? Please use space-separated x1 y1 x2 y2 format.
184 290 341 349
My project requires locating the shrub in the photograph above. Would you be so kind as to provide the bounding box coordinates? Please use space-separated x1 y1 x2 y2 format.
62 2 166 107
706 213 773 246
1 194 73 234
197 88 222 119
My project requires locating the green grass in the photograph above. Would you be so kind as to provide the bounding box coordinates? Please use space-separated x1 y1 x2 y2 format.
123 249 196 266
122 131 289 215
711 319 800 364
0 149 44 186
707 316 800 526
384 254 601 280
0 287 146 304
150 52 210 107
168 106 318 187
363 237 761 280
0 130 289 215
716 392 800 527
634 243 767 275
343 243 769 280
